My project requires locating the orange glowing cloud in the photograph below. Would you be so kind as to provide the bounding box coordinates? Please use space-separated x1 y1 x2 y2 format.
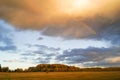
0 0 120 38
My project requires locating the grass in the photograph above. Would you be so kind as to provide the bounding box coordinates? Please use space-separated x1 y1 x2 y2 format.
0 72 120 80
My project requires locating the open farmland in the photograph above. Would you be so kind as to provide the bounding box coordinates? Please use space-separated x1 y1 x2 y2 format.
0 72 120 80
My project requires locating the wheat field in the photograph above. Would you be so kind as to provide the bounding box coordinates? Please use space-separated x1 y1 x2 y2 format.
0 72 120 80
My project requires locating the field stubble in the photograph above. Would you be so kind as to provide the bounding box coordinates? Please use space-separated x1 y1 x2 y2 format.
0 72 120 80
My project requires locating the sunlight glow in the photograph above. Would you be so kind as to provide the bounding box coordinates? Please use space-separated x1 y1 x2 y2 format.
56 0 92 15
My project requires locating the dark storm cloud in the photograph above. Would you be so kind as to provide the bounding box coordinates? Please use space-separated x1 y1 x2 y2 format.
0 20 17 51
101 22 120 45
56 47 120 67
83 15 120 45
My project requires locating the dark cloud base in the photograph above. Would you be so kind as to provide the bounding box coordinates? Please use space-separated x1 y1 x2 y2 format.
0 20 17 51
56 47 120 67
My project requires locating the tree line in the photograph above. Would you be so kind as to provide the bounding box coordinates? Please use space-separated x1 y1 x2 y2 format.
0 64 120 72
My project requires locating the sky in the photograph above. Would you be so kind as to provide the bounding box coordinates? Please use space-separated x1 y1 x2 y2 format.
0 0 120 69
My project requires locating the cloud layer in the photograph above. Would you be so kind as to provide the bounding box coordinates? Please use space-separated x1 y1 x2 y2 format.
21 44 60 64
0 0 120 68
56 47 120 67
0 0 120 39
0 20 17 51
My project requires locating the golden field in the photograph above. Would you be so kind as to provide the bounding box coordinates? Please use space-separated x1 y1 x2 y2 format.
0 72 120 80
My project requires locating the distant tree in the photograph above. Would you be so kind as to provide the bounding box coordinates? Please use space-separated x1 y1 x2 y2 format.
0 64 1 72
28 67 37 72
14 68 23 72
34 64 81 72
1 64 120 72
1 67 9 72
